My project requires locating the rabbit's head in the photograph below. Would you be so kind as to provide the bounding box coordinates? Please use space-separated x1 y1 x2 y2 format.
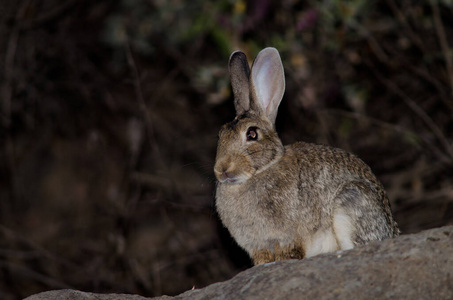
214 48 286 184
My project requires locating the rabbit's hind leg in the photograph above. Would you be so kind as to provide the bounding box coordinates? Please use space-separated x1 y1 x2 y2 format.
333 180 393 247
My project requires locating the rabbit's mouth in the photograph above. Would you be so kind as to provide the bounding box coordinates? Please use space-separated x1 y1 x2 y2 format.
221 177 239 184
214 163 252 184
215 170 251 184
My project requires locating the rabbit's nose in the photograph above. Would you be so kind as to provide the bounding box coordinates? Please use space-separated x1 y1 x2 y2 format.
218 171 239 184
214 162 237 183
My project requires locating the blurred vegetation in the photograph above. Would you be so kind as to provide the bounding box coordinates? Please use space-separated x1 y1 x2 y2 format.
0 0 452 299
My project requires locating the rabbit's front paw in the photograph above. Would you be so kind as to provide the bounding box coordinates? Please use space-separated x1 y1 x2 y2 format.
252 249 274 265
251 242 306 265
275 243 305 261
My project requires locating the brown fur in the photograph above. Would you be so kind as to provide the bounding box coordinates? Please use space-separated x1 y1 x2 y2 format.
252 240 306 265
214 48 399 266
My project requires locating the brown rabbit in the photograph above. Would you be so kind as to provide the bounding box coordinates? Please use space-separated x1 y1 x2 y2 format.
214 47 399 265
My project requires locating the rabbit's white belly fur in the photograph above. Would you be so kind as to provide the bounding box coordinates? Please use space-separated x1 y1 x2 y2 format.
332 210 355 250
305 211 355 257
305 229 338 258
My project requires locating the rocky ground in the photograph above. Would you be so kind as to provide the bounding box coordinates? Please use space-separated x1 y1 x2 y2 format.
25 226 453 300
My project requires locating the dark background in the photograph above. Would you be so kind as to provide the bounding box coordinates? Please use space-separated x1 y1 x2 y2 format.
1 1 452 299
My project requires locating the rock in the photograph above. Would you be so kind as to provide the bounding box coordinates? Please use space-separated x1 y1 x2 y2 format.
23 289 153 300
25 290 152 300
25 226 453 300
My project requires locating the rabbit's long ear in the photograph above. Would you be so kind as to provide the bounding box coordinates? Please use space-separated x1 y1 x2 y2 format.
229 51 251 116
250 47 285 125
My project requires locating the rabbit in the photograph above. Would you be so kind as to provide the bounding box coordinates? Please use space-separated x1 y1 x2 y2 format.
214 47 400 265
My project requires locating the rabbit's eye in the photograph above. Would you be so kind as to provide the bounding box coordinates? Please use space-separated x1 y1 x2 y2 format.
246 127 258 141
